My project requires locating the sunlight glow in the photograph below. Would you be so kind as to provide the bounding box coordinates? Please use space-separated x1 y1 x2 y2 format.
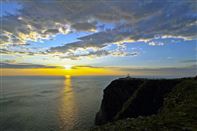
1 67 123 76
64 65 72 70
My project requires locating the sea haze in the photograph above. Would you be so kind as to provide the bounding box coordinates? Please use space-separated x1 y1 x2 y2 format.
0 76 120 131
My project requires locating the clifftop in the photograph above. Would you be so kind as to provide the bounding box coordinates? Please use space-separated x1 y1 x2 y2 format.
92 76 197 131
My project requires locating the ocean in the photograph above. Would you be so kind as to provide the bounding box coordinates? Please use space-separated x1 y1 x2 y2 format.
0 76 121 131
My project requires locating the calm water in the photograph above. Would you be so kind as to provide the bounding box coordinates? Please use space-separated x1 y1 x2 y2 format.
0 76 121 131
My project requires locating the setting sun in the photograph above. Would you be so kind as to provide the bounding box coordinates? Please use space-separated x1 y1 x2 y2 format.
64 65 72 70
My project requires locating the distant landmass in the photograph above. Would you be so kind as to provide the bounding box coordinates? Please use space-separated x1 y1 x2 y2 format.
91 76 197 131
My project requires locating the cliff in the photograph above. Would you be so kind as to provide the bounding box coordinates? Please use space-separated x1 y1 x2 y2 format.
92 77 197 131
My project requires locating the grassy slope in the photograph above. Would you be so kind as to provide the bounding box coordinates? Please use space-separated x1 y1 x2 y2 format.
91 79 197 131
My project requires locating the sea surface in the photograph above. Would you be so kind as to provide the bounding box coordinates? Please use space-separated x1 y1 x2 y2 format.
0 76 121 131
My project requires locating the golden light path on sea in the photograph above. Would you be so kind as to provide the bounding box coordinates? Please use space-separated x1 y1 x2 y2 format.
59 75 77 130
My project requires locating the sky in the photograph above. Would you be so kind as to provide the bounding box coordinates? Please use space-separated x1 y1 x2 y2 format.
0 0 196 77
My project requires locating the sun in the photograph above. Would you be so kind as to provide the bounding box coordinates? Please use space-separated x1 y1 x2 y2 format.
64 65 72 70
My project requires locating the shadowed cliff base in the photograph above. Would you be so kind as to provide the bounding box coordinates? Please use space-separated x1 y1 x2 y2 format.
92 76 197 131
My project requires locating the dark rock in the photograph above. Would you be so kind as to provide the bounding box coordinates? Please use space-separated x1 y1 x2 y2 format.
95 77 182 125
115 79 181 119
92 77 197 131
95 78 145 125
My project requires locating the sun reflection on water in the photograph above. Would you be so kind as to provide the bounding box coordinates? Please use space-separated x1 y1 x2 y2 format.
59 75 77 130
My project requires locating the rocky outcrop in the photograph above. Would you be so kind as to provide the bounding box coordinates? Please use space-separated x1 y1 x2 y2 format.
95 77 194 125
92 77 197 131
95 78 145 125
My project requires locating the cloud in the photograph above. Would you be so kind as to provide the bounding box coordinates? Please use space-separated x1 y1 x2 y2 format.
48 29 141 58
1 61 196 77
0 59 16 63
71 22 97 32
60 50 110 60
71 65 104 69
0 62 60 69
180 59 197 63
1 0 196 60
72 64 197 77
116 65 197 77
43 29 60 34
53 44 141 60
120 65 197 72
0 48 43 56
148 41 164 46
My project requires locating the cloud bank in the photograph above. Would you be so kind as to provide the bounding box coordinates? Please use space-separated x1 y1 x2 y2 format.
1 0 196 59
0 62 60 69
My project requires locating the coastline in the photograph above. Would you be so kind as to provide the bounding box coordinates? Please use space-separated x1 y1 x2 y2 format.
92 76 197 130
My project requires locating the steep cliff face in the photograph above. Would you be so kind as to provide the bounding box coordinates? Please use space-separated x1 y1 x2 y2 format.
114 79 181 120
95 78 181 125
95 78 145 125
95 77 195 126
92 78 197 131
